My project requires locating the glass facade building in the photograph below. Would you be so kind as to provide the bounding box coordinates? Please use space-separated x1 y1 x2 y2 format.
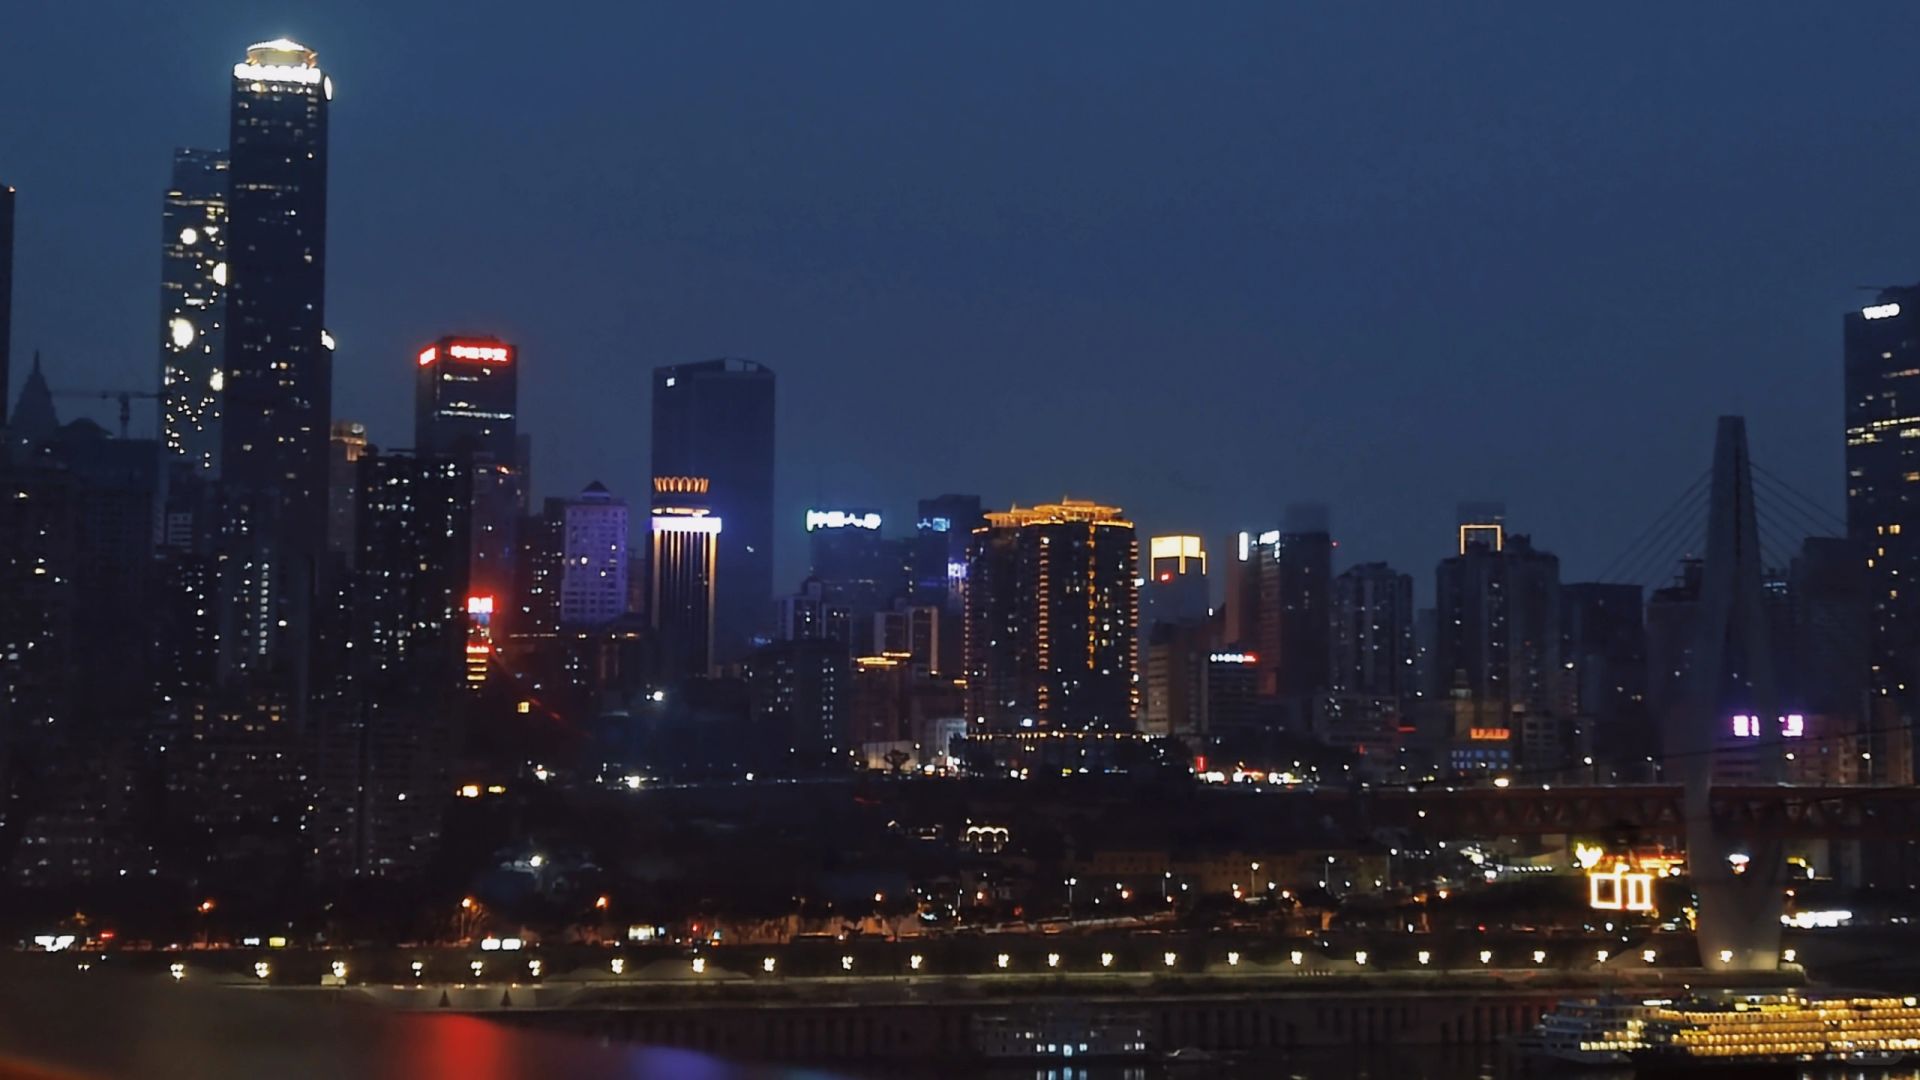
651 359 774 663
221 39 332 550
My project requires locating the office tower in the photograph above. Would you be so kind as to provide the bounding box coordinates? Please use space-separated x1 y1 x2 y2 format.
651 359 774 663
913 495 983 610
1435 530 1564 766
414 336 517 463
913 495 981 677
1142 535 1209 630
1 182 13 427
1844 287 1920 778
221 39 332 549
649 476 722 678
158 150 229 476
324 420 366 561
414 336 521 620
806 506 903 623
560 482 628 628
963 499 1138 731
1331 562 1416 698
1228 505 1332 699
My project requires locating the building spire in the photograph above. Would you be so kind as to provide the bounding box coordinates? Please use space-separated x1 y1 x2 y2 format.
8 348 58 456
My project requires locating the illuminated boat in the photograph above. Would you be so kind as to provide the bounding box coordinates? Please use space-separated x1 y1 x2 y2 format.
1629 991 1920 1071
1515 995 1662 1066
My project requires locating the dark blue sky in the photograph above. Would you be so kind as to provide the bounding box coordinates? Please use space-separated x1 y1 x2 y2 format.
2 1 1911 593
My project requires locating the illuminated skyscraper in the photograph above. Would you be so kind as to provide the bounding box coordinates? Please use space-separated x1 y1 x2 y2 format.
964 499 1138 731
221 39 332 550
414 336 517 463
651 359 774 663
159 149 228 476
805 507 904 627
415 336 521 611
913 495 982 611
650 476 722 678
1143 534 1209 630
1845 287 1920 776
561 482 628 628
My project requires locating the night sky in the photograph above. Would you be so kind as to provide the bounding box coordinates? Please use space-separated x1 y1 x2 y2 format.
3 1 1913 595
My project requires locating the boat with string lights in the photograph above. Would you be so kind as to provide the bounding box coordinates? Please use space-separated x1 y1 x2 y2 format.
1521 990 1920 1072
1630 990 1920 1073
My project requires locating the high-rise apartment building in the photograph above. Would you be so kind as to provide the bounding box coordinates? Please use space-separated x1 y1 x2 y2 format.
351 449 471 690
561 482 628 628
221 39 332 549
1434 530 1563 729
651 359 774 663
1845 287 1920 775
1331 562 1416 699
159 149 228 476
963 499 1138 731
650 476 722 678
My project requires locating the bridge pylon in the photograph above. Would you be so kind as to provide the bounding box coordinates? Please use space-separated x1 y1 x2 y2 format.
1681 416 1786 971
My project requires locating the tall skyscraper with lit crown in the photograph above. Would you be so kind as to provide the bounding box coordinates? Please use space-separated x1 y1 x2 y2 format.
221 38 332 549
650 476 722 677
652 359 774 663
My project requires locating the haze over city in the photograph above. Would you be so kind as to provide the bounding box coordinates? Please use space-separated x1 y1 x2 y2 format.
5 1 1907 586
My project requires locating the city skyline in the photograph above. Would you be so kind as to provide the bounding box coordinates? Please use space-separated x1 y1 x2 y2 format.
0 4 1897 592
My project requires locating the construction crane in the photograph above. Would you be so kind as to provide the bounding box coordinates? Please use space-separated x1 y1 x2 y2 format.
52 389 161 438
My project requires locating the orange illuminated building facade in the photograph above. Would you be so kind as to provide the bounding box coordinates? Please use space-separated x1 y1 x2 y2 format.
650 476 721 677
963 500 1139 732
